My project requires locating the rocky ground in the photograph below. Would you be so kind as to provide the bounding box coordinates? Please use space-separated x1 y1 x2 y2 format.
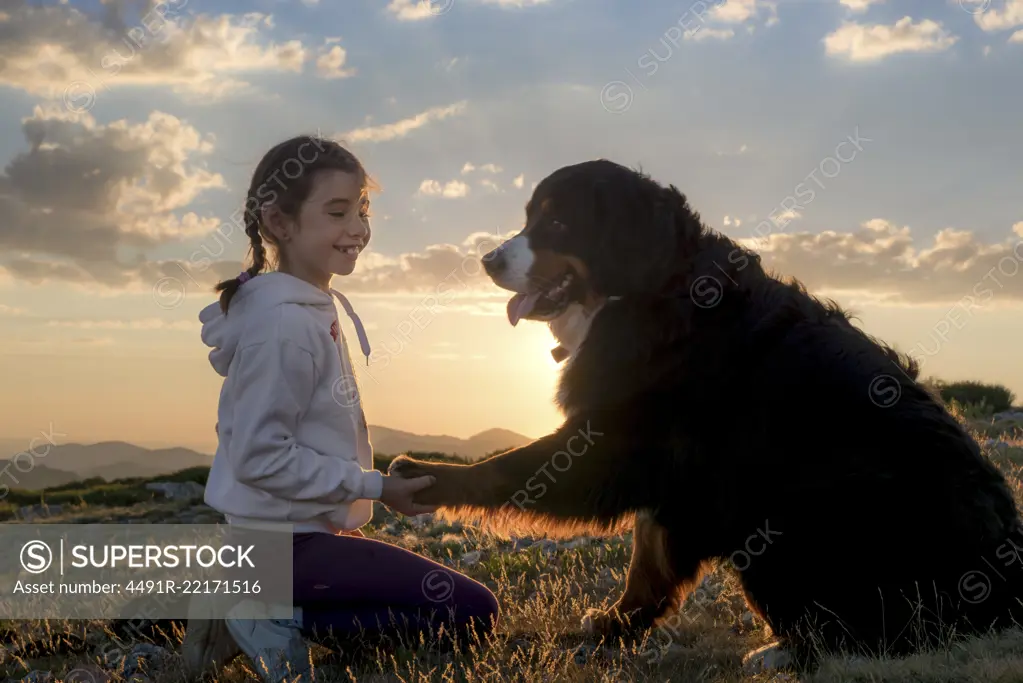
1 417 1021 682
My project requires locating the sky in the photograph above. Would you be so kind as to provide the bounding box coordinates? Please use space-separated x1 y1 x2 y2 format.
1 0 1022 454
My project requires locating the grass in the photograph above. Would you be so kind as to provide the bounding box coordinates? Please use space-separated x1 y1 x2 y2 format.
1 436 1022 681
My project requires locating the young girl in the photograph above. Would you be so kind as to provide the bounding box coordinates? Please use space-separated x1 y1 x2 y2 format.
185 135 500 681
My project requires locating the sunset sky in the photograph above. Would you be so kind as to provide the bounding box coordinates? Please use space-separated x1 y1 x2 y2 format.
1 0 1022 454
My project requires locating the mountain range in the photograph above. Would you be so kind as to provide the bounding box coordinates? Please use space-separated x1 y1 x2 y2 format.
0 426 532 491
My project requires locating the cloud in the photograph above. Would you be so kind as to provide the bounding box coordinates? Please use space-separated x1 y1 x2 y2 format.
824 17 959 62
688 27 736 41
44 318 196 330
970 0 1023 32
1010 29 1023 43
0 104 231 290
479 178 502 192
6 110 1016 316
417 179 470 198
316 43 356 79
387 0 553 21
513 174 525 189
0 1 310 102
839 0 885 12
474 0 554 6
337 101 468 143
386 0 440 21
740 219 1023 305
461 162 502 174
710 0 779 26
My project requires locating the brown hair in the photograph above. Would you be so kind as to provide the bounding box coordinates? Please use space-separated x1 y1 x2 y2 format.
213 134 378 313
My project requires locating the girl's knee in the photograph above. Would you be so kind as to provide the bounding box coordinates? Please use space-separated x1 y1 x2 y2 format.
462 579 500 629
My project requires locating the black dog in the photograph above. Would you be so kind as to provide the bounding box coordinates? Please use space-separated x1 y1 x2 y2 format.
389 159 1023 669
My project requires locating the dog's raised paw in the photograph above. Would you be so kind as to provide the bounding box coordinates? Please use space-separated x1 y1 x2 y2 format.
387 455 426 478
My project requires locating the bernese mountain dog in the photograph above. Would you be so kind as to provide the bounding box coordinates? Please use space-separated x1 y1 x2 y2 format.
388 159 1023 670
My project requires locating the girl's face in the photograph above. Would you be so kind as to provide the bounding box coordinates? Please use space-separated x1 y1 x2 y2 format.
268 169 371 289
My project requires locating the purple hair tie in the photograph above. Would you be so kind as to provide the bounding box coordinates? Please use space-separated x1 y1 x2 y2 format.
237 271 252 284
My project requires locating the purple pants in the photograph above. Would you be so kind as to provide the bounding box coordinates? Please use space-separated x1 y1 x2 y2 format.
292 532 500 648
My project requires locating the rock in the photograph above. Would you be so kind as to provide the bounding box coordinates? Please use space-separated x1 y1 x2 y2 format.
530 539 558 555
118 643 170 681
19 671 53 683
460 550 482 566
144 481 204 502
63 665 112 683
571 644 594 666
562 537 590 550
512 537 534 551
409 513 433 530
17 504 63 522
743 642 794 674
597 567 617 588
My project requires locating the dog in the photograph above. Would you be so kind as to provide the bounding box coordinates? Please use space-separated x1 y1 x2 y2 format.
388 159 1023 669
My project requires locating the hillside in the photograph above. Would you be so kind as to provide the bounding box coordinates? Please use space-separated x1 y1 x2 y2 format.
0 441 213 489
367 425 531 460
0 411 1021 682
0 432 1021 682
0 425 531 487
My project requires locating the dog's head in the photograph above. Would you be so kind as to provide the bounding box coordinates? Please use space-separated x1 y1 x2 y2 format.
482 159 700 327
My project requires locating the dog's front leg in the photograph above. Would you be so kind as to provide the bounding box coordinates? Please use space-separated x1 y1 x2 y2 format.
387 412 648 534
583 510 702 642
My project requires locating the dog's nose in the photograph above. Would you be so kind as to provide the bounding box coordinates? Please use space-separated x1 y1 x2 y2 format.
482 247 505 276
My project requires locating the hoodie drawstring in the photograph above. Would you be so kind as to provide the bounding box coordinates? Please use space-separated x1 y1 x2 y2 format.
330 289 372 365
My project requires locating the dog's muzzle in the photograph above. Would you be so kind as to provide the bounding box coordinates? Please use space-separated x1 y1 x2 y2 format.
482 246 506 278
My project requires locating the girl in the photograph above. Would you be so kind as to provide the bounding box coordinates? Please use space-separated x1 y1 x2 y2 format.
185 135 500 681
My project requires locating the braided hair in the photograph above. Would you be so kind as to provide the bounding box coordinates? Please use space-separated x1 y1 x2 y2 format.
214 134 377 313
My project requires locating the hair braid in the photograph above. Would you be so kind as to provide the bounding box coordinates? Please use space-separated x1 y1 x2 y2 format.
214 192 271 313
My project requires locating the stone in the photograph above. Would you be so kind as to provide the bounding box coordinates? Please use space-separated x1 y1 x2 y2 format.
562 537 590 550
512 537 534 551
144 481 204 502
742 642 794 674
530 539 558 555
17 504 63 522
118 643 170 680
19 671 53 683
460 550 482 566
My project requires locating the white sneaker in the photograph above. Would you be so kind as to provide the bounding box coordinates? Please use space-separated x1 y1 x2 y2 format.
225 605 311 682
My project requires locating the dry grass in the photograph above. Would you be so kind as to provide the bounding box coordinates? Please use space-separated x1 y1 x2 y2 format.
2 424 1022 682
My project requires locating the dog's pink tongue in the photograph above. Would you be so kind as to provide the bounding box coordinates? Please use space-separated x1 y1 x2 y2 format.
507 292 541 327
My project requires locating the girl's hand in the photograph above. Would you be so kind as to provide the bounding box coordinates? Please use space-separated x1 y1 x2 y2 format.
379 474 438 516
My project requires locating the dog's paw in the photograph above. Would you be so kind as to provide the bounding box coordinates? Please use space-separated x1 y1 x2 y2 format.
581 607 635 642
387 455 430 479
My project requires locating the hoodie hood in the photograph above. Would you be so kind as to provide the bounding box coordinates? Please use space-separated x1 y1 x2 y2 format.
199 272 337 377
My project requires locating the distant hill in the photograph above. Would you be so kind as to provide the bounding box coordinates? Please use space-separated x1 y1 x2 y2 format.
0 427 532 488
0 441 212 488
368 426 531 460
0 463 82 491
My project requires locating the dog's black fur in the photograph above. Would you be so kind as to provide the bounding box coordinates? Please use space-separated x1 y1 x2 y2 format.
389 159 1023 668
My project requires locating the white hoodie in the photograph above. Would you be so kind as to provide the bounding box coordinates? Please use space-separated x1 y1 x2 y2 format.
198 271 382 535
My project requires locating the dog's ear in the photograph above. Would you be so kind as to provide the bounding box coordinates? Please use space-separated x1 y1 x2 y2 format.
588 177 690 295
